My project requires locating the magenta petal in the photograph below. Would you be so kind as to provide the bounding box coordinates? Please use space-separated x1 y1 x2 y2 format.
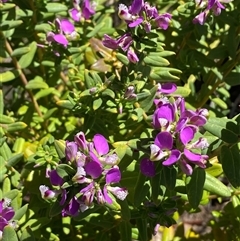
162 150 181 166
130 0 143 14
60 189 67 206
2 208 14 221
102 34 119 49
60 19 75 34
180 159 193 175
180 126 195 145
190 115 207 126
106 167 121 184
176 117 188 132
193 12 207 25
49 170 64 186
103 186 113 204
70 8 81 22
184 148 201 161
140 158 155 177
67 196 80 216
65 141 78 161
154 131 173 150
53 34 68 46
161 83 177 94
128 17 143 27
0 217 8 231
85 160 102 179
93 134 109 155
82 0 95 19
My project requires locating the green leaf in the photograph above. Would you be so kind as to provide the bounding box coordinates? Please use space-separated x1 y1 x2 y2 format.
56 100 75 109
224 72 240 86
119 199 131 221
143 55 170 67
136 218 149 241
3 190 19 200
211 98 228 110
116 53 129 65
0 114 15 124
174 86 191 97
0 90 3 114
34 88 59 100
2 177 11 194
6 153 23 167
4 122 27 132
204 172 231 197
11 47 30 57
25 76 48 89
139 85 158 112
93 98 103 110
133 173 149 207
149 67 181 81
102 89 115 99
56 164 75 179
45 3 68 13
162 166 177 190
205 163 223 177
18 41 37 69
1 20 23 30
186 168 205 209
119 221 132 241
13 204 28 221
21 218 50 231
0 70 21 83
221 144 240 188
2 226 18 241
203 117 238 143
20 226 35 241
54 140 66 159
86 22 105 38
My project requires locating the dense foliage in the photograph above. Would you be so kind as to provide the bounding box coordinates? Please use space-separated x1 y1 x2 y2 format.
0 0 240 240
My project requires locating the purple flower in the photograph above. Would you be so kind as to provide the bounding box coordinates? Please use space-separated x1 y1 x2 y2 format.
155 13 172 30
39 185 60 199
80 182 96 206
70 0 95 21
65 141 78 161
140 158 156 177
127 48 139 63
62 196 80 216
93 134 109 155
152 103 175 130
82 0 95 19
193 11 208 25
49 170 64 186
74 131 88 152
102 34 133 52
105 166 121 184
106 186 128 201
118 4 133 21
0 199 15 232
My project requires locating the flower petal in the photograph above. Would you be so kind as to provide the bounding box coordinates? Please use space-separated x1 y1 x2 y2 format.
140 158 155 177
180 126 195 145
162 149 181 166
106 167 121 184
93 134 109 155
154 131 173 150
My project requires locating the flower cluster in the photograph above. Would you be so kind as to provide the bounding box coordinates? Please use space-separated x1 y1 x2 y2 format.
69 0 95 22
140 83 209 176
39 132 128 217
0 198 16 239
46 18 77 48
102 0 172 63
193 0 231 25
